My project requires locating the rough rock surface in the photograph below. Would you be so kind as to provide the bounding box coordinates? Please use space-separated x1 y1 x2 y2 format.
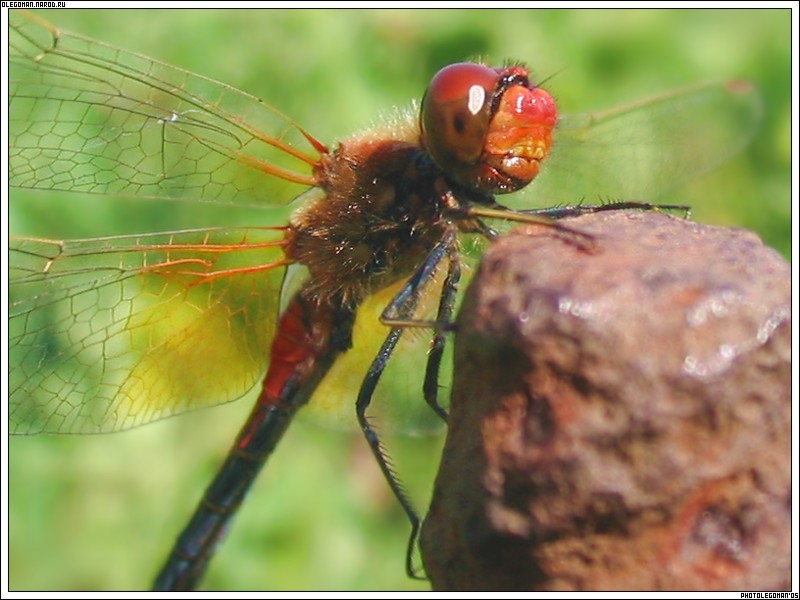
421 211 791 591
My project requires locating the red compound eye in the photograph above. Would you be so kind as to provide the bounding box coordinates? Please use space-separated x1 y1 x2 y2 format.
420 62 557 195
420 63 500 173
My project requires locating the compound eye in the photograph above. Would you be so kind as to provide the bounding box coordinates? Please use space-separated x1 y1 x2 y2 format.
420 62 501 173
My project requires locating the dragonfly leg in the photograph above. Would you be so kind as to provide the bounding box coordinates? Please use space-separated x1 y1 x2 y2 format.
379 231 461 421
358 234 456 579
422 241 461 423
517 200 692 220
356 327 423 578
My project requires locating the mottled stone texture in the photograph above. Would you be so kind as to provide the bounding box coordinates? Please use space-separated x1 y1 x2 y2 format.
421 211 791 591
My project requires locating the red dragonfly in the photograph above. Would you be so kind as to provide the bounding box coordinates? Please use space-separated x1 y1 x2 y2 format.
8 10 761 590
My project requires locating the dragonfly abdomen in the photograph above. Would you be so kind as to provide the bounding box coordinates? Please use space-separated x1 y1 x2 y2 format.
154 294 355 590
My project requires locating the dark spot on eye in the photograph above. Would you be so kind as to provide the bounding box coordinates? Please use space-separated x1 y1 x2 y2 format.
453 115 465 134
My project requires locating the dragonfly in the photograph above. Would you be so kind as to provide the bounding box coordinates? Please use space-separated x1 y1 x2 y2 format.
8 10 761 591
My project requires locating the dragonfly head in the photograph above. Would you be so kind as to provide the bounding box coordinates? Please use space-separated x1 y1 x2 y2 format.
420 62 557 196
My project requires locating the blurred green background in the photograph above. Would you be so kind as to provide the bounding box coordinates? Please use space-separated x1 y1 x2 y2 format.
8 8 790 591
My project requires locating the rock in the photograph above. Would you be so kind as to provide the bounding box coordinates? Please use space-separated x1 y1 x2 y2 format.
421 210 791 591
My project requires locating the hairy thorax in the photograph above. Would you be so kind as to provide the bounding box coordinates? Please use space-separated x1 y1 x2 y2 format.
285 132 449 308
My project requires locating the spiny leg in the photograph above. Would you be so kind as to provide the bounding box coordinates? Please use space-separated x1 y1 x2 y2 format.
422 240 461 423
357 235 454 579
517 200 692 220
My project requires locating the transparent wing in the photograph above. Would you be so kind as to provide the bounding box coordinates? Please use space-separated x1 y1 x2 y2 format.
10 227 288 434
510 80 763 208
9 10 321 207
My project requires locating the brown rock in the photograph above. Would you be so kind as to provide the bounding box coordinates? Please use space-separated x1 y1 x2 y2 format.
421 210 791 591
